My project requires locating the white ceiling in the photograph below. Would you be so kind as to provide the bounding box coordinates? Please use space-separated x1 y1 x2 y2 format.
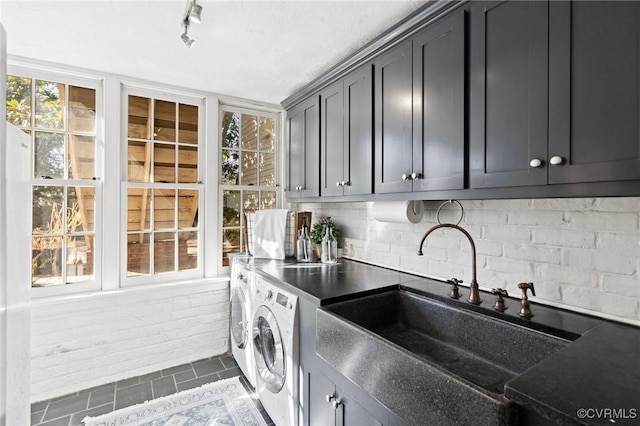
1 0 428 106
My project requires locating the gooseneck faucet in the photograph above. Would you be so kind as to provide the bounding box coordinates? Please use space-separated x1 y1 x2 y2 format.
417 223 482 305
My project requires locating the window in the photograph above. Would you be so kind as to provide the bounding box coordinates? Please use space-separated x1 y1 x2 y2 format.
123 92 203 282
6 75 100 289
220 108 278 266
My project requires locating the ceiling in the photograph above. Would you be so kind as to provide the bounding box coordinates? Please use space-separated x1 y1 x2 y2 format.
1 0 428 106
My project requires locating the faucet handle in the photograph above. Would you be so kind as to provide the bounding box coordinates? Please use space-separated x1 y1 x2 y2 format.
447 278 462 299
517 282 535 318
491 288 508 312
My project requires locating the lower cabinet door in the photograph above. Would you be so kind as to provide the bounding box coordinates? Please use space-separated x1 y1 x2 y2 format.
308 372 336 426
338 393 383 426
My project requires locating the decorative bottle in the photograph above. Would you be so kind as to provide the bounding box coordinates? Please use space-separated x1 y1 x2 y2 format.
296 217 312 263
321 220 338 264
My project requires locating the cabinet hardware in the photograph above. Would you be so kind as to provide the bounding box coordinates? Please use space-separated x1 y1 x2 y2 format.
343 181 350 186
401 173 412 181
549 156 565 166
326 393 336 403
332 399 342 409
336 181 341 187
411 172 422 180
529 158 543 168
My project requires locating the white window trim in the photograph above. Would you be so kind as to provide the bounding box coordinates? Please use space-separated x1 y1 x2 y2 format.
218 104 283 273
120 85 207 287
7 64 105 298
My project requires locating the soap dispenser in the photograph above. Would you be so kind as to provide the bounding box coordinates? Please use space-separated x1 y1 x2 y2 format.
321 218 338 264
296 217 312 263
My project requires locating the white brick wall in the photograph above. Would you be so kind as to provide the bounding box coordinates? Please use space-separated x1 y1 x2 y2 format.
31 279 230 402
299 198 640 325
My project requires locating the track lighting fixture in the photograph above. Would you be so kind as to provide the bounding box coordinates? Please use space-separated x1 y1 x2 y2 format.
180 0 202 47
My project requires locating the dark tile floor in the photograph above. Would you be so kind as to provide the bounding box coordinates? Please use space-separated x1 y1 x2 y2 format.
31 353 274 426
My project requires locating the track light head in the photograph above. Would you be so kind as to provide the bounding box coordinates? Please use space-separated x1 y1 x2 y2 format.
181 31 195 48
189 2 202 23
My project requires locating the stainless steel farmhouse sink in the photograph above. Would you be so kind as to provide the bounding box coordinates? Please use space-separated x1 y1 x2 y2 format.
316 289 570 425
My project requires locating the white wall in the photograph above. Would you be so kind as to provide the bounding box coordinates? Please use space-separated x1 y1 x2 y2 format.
30 279 229 402
299 198 640 325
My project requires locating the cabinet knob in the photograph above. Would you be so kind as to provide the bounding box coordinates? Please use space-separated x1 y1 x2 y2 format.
336 181 341 187
549 156 565 166
343 181 350 187
529 158 543 168
411 172 422 180
332 399 342 409
326 393 335 403
401 173 411 181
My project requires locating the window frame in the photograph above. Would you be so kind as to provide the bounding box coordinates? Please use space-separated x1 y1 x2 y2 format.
7 64 104 298
219 104 282 271
120 85 206 287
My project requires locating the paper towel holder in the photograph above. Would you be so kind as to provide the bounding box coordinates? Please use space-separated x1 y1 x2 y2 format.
436 200 464 225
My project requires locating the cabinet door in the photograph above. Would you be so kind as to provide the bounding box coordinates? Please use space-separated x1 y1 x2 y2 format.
338 393 383 426
374 40 414 194
308 371 336 426
288 96 320 200
321 81 345 197
548 1 640 184
412 11 465 192
344 65 373 196
470 0 549 188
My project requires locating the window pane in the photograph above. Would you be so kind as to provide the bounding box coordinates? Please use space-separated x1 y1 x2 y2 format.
154 143 175 183
32 186 64 234
154 232 176 273
222 149 239 185
6 75 32 127
128 96 151 139
223 229 240 266
223 190 240 227
259 152 275 186
241 152 257 185
127 140 150 182
32 236 63 286
178 189 198 229
154 100 176 142
67 186 95 233
179 104 198 144
35 80 65 130
154 189 175 230
244 191 259 210
127 188 151 231
178 231 198 271
221 111 239 148
241 114 258 149
34 131 64 179
68 135 95 180
68 86 96 133
261 191 277 210
178 145 198 183
66 235 94 283
259 117 275 151
127 233 150 276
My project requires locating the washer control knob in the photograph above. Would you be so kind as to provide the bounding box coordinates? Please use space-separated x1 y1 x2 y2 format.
266 290 273 301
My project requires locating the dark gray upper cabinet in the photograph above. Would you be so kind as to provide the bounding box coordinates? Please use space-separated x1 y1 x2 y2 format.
287 96 320 199
320 65 373 197
470 0 549 189
374 40 414 194
412 11 466 192
548 0 640 184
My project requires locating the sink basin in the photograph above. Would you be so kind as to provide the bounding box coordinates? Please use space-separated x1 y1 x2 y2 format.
316 289 569 425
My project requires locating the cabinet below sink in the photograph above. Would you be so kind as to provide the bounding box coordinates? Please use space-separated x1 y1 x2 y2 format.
317 289 570 425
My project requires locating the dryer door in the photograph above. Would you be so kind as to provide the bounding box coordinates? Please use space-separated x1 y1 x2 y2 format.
230 287 248 349
252 305 286 393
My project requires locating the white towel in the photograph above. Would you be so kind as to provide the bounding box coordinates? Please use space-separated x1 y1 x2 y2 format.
252 209 289 259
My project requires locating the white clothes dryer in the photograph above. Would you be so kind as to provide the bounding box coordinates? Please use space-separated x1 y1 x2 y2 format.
230 261 256 388
252 275 299 426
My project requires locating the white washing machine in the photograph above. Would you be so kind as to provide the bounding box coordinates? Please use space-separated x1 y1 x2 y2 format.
230 261 257 388
252 275 299 426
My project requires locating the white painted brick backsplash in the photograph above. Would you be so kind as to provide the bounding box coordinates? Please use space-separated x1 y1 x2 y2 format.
300 197 640 324
31 281 230 402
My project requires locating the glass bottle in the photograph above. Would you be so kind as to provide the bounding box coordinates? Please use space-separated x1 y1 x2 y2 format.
296 217 312 263
321 220 337 264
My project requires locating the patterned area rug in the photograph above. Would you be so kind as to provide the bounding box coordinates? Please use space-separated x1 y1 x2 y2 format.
83 376 268 426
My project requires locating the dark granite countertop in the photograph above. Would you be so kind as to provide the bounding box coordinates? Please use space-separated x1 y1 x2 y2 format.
232 255 640 425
